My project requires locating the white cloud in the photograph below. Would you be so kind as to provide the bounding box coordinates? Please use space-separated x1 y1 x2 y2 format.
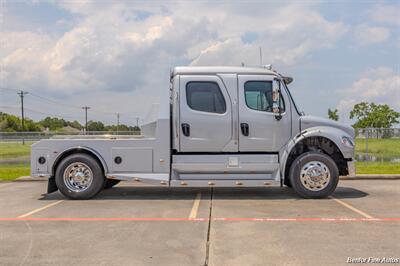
371 4 400 26
1 1 349 122
188 3 348 66
353 23 390 45
337 67 400 123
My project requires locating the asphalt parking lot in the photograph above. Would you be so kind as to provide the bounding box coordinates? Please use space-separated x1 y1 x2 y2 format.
0 180 399 266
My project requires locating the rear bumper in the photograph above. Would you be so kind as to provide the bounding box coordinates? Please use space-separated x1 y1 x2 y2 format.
347 160 356 177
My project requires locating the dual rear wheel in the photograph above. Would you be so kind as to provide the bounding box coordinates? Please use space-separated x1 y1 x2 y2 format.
55 154 119 200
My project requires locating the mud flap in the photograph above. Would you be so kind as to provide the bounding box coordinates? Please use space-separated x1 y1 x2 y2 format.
47 177 58 193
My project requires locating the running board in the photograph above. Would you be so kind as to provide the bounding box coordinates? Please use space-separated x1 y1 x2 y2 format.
107 174 281 187
170 179 280 187
107 173 170 186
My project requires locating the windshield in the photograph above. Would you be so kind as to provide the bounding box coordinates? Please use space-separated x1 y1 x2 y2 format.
283 82 302 116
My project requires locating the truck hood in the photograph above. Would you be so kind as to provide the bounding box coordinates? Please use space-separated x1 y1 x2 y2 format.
300 115 355 138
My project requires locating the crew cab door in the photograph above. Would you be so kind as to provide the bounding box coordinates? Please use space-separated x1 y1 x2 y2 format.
179 75 235 152
238 75 291 152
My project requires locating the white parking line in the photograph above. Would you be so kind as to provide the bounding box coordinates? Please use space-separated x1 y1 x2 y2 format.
189 192 201 219
18 200 64 218
329 196 374 219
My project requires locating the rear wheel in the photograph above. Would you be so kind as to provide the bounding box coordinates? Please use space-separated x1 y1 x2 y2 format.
55 154 105 200
289 152 339 199
104 179 120 189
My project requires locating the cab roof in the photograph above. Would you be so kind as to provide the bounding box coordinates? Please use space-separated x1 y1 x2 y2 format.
172 66 277 77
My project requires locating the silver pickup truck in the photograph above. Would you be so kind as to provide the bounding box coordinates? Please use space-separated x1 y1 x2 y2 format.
31 66 355 199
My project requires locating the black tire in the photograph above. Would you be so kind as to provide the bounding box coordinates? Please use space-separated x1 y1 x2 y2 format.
289 152 339 199
55 154 105 200
104 179 120 189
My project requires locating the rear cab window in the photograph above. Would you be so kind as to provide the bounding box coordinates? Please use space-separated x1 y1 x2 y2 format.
186 82 226 114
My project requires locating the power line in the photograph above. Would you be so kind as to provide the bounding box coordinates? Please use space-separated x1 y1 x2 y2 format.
24 107 82 120
0 105 82 120
1 106 138 127
29 92 82 110
29 92 117 116
2 87 118 115
0 87 19 92
0 105 20 109
87 108 117 116
1 87 141 124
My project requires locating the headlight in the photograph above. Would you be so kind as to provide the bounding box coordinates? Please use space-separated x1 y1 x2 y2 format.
341 136 354 148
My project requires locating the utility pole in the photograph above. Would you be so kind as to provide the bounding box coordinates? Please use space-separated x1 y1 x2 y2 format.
259 46 263 65
136 117 139 128
116 113 120 135
82 106 90 134
17 90 28 145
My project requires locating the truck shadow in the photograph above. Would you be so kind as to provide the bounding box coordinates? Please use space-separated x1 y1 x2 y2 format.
39 186 368 201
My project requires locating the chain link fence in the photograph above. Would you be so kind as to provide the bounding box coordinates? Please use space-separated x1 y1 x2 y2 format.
355 128 400 139
2 128 398 141
0 131 140 166
355 128 400 163
0 131 141 143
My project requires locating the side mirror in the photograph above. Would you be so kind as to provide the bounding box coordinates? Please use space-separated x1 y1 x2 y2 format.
272 80 282 120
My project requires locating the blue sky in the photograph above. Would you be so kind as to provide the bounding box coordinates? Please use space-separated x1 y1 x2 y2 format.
1 0 399 125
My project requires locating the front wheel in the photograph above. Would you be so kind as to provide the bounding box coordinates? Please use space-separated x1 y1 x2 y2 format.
55 154 105 200
289 152 339 199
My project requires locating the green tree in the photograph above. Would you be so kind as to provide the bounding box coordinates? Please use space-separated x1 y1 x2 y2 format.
39 117 67 131
0 112 41 132
132 126 140 133
24 118 42 131
67 120 82 130
104 124 141 134
87 120 105 131
0 112 20 132
328 108 339 121
350 102 400 128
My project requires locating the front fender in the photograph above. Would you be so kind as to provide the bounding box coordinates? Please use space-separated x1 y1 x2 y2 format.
280 126 354 179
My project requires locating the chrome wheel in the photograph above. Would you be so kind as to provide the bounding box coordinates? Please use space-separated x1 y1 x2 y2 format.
63 162 93 192
300 161 331 191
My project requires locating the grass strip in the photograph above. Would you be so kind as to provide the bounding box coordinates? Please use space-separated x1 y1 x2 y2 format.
355 162 400 175
0 164 30 181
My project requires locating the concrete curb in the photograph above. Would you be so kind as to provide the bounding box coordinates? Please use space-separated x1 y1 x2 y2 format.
13 175 400 182
14 176 47 182
341 175 400 180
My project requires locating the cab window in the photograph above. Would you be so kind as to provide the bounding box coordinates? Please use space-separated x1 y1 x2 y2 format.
244 81 284 112
186 82 226 114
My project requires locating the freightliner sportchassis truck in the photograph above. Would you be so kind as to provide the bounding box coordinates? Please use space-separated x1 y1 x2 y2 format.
31 66 355 200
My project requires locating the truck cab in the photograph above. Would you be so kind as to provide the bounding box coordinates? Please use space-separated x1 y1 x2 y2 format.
31 66 355 199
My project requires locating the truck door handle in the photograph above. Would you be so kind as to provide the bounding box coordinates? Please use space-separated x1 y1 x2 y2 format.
240 123 249 136
181 123 190 137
